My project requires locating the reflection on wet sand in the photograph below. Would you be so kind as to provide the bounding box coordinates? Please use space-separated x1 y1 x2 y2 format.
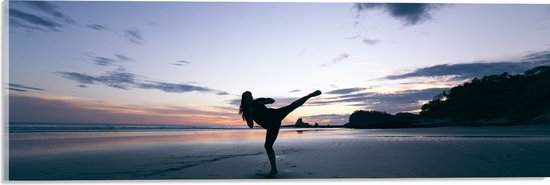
9 128 345 156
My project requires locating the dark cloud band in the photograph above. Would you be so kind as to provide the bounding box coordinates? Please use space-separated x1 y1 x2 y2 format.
9 1 76 32
124 28 144 45
20 1 75 25
87 24 110 31
383 50 550 80
326 87 365 95
354 3 444 26
58 70 228 95
9 8 62 31
314 88 448 113
320 53 350 67
8 83 45 92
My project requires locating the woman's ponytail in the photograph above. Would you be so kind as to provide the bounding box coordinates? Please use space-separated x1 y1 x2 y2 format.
239 91 254 128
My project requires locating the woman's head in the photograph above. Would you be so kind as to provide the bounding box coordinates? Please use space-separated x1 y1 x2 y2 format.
239 91 254 128
241 91 253 105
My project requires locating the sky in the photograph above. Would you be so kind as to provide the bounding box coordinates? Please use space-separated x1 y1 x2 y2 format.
6 1 550 126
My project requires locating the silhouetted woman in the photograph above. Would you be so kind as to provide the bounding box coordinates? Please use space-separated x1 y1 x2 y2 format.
239 90 322 177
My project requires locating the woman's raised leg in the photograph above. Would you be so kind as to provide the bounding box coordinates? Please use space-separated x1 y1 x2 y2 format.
277 90 322 119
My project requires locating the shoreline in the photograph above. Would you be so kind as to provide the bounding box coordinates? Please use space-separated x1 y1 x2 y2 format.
8 121 550 133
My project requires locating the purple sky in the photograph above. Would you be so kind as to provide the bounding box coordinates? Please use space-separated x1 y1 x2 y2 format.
7 1 550 126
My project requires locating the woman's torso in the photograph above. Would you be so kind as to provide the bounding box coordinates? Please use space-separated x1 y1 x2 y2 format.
252 99 282 128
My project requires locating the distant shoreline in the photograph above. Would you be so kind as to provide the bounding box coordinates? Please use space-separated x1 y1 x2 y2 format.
7 122 246 133
8 121 550 133
284 121 550 129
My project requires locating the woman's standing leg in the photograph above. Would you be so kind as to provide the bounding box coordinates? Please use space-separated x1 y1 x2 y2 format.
263 90 321 177
264 126 280 177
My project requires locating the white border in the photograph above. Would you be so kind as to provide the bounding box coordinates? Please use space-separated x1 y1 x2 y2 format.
1 0 549 184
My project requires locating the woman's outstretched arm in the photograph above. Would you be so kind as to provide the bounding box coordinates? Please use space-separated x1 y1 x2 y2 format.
256 98 275 105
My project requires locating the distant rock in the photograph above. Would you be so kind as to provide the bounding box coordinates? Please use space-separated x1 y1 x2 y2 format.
294 118 313 128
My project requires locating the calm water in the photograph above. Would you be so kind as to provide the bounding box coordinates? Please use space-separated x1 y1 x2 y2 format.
9 122 550 157
8 123 350 157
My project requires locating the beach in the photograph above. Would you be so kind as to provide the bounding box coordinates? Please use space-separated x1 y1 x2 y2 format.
8 124 550 180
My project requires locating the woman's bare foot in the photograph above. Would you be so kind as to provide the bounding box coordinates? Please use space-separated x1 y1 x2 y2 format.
309 90 322 97
265 169 278 177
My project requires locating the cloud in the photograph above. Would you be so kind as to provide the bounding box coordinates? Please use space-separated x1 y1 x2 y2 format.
313 88 448 113
115 54 133 61
20 1 75 25
93 57 117 66
9 95 108 123
89 54 133 67
87 24 147 45
363 39 381 45
326 87 366 95
320 53 350 67
9 95 240 125
333 53 350 62
289 89 302 93
228 98 242 107
523 50 550 62
172 60 191 67
344 35 361 40
383 50 550 80
8 88 26 92
354 3 444 26
9 1 76 32
9 18 49 32
138 81 212 93
124 28 144 44
7 83 45 92
216 91 230 95
87 24 110 31
345 35 381 46
9 8 62 31
228 96 303 109
97 71 138 89
58 70 228 95
59 72 98 84
59 70 137 90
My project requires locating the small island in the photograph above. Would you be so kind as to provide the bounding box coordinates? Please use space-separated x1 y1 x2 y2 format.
283 118 345 128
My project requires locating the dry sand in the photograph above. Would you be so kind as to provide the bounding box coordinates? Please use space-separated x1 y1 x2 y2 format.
8 125 550 180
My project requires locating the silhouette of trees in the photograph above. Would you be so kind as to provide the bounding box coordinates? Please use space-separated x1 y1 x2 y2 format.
420 66 550 123
346 66 550 128
345 110 418 128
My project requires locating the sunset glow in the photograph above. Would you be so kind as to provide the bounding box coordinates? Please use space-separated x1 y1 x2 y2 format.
7 1 550 126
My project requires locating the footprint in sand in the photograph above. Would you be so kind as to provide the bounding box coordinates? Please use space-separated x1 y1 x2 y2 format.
255 156 268 175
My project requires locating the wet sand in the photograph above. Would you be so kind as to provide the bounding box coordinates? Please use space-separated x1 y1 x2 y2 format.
8 125 550 180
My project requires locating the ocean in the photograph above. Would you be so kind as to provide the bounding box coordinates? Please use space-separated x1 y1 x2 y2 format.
7 122 240 133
